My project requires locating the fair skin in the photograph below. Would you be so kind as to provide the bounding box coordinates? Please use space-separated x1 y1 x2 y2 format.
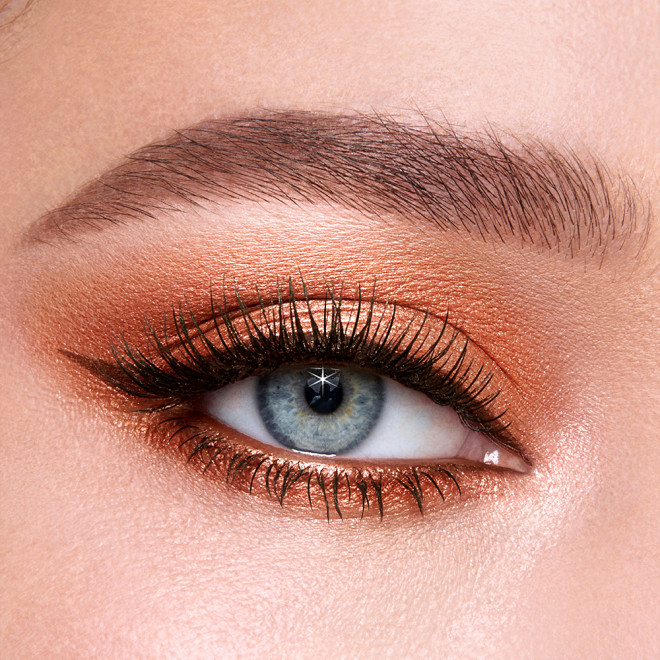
1 1 658 657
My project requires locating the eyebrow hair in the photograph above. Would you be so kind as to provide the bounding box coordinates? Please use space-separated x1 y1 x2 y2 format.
0 0 37 57
0 0 35 30
25 111 649 259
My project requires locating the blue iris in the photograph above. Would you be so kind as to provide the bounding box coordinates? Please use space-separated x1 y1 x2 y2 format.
257 365 385 454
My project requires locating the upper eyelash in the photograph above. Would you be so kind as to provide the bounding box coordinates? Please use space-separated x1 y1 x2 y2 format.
75 278 510 438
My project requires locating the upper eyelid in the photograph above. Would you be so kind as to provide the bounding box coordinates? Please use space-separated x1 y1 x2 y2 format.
64 281 520 442
190 289 521 395
75 283 512 384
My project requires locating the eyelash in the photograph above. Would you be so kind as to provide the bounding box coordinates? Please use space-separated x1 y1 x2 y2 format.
71 279 515 519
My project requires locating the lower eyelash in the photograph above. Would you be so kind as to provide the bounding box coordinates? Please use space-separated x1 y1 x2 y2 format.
158 413 465 520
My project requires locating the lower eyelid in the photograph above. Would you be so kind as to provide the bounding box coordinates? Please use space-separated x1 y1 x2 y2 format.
148 410 526 521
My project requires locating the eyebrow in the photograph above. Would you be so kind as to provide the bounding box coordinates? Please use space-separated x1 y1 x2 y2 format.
25 111 649 258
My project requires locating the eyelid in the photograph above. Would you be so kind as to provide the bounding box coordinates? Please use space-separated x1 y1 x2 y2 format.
91 285 512 423
63 280 530 519
146 409 524 520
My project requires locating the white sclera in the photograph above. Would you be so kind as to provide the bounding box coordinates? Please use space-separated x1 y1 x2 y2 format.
202 373 528 471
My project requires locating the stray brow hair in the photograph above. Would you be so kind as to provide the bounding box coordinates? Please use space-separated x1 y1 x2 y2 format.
25 111 649 259
0 0 35 29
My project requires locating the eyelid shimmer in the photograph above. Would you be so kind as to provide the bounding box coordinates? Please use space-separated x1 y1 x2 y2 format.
18 214 570 451
62 279 531 520
70 279 519 436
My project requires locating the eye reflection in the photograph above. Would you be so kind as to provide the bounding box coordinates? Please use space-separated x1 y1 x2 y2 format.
303 367 344 414
202 363 528 471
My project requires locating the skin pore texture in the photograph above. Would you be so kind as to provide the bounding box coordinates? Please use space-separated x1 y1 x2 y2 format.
0 0 658 657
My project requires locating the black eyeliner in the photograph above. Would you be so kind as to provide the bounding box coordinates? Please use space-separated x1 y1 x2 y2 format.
75 279 509 437
63 278 520 519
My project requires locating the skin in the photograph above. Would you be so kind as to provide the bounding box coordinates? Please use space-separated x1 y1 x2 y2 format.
0 0 658 657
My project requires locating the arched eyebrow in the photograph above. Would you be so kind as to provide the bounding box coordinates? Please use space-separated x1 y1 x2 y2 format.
24 111 649 259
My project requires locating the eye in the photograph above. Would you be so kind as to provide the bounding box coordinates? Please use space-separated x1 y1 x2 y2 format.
204 364 527 471
71 280 530 520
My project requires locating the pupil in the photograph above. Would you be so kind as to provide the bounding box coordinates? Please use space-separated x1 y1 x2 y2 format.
304 368 343 414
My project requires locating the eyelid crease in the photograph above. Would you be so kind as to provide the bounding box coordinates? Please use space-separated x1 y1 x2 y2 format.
142 280 516 388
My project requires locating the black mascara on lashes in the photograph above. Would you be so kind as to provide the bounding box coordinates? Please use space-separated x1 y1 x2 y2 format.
62 279 519 519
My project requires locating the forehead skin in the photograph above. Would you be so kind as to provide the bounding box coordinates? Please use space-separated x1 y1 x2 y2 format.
0 1 658 658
